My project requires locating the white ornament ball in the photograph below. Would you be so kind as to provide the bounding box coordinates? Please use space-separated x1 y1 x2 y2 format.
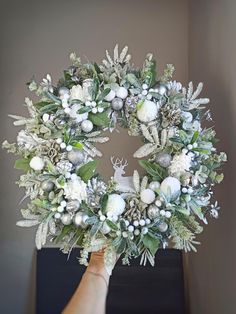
42 113 50 122
73 212 88 228
61 213 72 225
128 225 134 232
134 229 140 236
81 120 93 133
137 100 158 122
104 90 116 101
111 97 123 110
140 188 156 204
30 156 45 171
160 176 181 200
116 86 128 99
149 181 160 191
147 205 160 219
106 194 126 216
157 84 167 95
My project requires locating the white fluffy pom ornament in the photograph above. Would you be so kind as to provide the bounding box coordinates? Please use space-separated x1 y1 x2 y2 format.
137 100 159 122
29 156 45 171
106 194 126 216
160 176 181 200
140 188 156 204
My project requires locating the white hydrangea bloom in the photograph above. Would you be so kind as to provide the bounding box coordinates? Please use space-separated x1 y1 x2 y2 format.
64 176 87 202
70 84 85 102
169 152 192 177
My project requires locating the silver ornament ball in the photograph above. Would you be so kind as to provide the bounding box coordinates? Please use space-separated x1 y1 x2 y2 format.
66 200 81 213
111 97 123 110
149 181 160 191
81 120 93 133
156 84 167 95
61 213 72 225
147 205 160 219
67 149 85 165
41 180 54 192
158 221 168 232
73 212 89 228
156 152 172 168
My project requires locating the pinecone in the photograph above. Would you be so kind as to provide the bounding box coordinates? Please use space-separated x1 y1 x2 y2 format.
41 140 64 163
161 103 182 128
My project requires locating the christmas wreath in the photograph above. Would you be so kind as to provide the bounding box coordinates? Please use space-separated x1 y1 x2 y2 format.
2 45 227 270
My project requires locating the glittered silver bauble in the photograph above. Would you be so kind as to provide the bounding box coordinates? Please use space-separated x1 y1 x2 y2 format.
61 213 72 225
111 97 123 110
73 212 89 228
67 149 85 165
41 180 54 192
149 181 160 191
147 205 160 219
156 152 172 168
66 200 81 213
156 83 167 95
58 86 70 96
81 120 93 133
158 221 168 232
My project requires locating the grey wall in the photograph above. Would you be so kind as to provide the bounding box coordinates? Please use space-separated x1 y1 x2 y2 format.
0 1 188 313
187 1 236 313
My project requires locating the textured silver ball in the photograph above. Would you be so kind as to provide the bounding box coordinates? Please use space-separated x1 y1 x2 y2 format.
158 221 168 232
66 200 81 213
61 213 72 225
157 84 167 95
73 212 89 228
67 149 85 165
41 180 54 192
147 205 160 219
81 120 93 133
111 97 123 110
156 152 172 168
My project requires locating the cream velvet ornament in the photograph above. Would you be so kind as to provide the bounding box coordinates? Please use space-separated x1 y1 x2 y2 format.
140 188 156 204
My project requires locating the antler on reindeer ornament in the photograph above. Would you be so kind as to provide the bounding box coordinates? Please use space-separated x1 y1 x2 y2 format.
2 45 227 269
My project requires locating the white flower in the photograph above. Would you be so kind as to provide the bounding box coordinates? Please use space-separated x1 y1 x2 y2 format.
167 80 182 92
137 100 158 122
70 85 85 102
169 152 192 177
106 194 125 216
68 103 88 123
29 156 45 171
64 176 87 202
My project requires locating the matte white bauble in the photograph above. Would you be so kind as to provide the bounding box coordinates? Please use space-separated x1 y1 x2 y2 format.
73 212 89 228
104 90 116 101
137 100 158 122
160 176 181 200
140 189 156 204
106 194 126 216
81 120 93 133
116 86 128 99
61 213 72 225
149 181 160 191
30 156 45 171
